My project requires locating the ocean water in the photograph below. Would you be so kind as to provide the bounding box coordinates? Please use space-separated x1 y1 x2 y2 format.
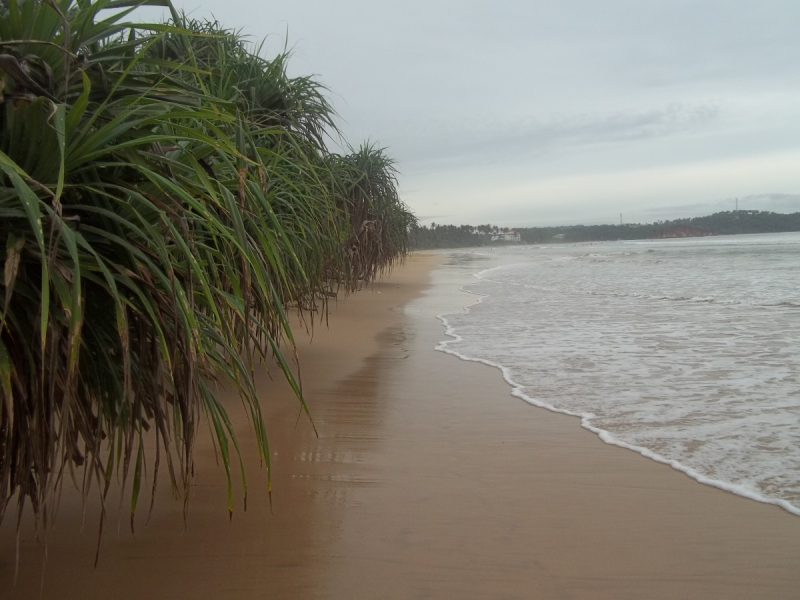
436 232 800 515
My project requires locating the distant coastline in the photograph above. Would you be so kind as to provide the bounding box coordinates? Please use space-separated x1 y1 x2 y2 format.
411 210 800 249
647 225 718 239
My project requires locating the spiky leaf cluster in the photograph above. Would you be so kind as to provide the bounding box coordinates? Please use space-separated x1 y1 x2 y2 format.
0 0 415 537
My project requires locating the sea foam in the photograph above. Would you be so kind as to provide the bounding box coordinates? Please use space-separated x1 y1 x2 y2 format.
434 233 800 516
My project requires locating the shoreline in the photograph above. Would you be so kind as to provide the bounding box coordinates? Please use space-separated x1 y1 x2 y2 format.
436 274 800 518
3 251 800 598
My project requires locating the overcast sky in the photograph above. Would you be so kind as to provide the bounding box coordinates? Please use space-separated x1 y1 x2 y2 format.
156 1 800 226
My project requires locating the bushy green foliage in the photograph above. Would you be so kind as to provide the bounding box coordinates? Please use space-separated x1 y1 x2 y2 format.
517 211 800 243
411 223 509 249
0 0 414 537
412 212 800 249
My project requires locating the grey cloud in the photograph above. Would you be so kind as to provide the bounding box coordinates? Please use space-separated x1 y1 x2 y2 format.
402 103 720 171
161 0 800 224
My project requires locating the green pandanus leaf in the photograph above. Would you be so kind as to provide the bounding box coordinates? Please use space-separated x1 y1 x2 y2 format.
0 153 50 352
0 0 413 549
2 235 25 332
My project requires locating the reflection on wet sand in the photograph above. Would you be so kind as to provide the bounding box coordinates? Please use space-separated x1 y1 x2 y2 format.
0 256 436 599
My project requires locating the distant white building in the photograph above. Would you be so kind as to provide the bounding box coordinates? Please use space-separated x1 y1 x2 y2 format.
491 230 521 242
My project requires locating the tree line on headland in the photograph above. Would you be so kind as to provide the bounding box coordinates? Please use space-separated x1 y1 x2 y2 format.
0 0 415 537
410 223 513 249
412 210 800 248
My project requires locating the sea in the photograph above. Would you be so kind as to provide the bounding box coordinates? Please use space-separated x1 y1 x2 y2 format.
434 232 800 515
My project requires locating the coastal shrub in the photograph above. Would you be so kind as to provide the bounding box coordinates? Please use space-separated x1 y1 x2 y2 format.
0 0 415 543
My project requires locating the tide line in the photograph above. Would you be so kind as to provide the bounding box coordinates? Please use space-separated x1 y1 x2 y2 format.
434 279 800 518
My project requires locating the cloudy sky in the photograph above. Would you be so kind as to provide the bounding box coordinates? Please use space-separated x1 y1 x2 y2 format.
157 1 800 226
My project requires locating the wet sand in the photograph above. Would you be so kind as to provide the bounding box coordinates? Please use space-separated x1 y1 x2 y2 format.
2 252 800 598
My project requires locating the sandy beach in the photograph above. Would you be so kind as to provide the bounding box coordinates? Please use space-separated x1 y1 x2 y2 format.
2 252 800 599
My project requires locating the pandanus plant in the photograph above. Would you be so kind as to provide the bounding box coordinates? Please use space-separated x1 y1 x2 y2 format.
0 0 415 550
332 144 416 289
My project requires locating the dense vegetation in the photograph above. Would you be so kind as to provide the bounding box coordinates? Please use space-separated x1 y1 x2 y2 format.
0 0 415 538
412 211 800 248
517 210 800 243
411 223 511 249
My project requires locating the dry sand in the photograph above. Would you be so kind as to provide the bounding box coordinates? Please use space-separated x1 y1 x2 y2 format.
2 252 800 599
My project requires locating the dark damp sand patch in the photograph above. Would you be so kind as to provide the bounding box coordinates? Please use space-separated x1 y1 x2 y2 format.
3 252 800 599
